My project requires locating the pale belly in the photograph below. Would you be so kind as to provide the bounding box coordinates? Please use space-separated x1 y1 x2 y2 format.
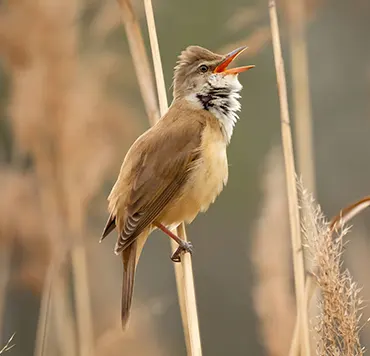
160 129 228 227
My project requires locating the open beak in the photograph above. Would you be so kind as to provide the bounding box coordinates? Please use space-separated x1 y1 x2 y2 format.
214 46 255 75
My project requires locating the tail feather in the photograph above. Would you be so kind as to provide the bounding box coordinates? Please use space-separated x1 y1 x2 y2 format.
100 213 116 242
121 241 137 329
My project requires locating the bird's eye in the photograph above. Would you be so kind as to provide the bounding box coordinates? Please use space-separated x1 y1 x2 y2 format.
199 64 209 73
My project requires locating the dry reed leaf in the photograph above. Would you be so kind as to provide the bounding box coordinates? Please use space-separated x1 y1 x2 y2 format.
278 0 325 23
299 185 366 356
330 197 370 230
251 146 295 356
220 1 270 58
225 5 264 33
345 225 370 352
219 26 271 59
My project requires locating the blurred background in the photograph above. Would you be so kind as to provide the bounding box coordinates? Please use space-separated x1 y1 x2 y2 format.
1 0 370 355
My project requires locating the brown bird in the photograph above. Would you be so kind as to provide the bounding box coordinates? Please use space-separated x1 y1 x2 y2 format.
101 45 254 328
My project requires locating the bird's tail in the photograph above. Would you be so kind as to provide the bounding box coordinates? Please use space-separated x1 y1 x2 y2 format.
120 230 150 329
121 241 137 329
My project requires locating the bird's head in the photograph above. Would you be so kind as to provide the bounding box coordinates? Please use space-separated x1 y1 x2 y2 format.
173 45 254 100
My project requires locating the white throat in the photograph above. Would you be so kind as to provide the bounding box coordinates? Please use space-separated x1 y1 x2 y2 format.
186 74 242 143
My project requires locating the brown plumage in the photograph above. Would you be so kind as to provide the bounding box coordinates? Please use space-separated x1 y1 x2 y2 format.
101 45 254 328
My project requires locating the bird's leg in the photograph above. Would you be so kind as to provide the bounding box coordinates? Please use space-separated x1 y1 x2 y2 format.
154 222 193 263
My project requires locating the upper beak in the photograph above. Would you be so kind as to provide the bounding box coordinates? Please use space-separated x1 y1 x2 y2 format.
214 46 255 75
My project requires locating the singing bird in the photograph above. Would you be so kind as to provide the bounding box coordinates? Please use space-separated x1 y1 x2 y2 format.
101 45 254 328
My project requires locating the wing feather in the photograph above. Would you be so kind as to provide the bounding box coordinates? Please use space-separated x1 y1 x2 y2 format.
113 114 204 254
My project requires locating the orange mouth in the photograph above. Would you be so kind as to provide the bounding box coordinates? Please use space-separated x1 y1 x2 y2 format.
214 46 255 75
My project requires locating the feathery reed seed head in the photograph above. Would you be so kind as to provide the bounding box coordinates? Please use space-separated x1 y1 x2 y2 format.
299 184 366 356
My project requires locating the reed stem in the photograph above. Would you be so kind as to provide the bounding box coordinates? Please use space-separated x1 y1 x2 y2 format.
71 240 94 356
288 0 316 195
117 0 160 125
269 1 311 355
118 1 202 354
0 246 10 342
143 2 202 354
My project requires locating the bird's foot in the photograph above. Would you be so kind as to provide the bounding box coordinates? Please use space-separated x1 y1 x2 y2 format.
171 241 193 263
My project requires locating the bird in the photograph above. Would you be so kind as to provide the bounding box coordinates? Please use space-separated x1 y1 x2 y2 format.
100 45 254 328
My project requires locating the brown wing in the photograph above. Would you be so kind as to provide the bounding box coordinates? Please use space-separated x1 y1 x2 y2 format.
114 115 204 254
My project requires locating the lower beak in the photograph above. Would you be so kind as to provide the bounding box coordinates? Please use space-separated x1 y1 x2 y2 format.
214 46 255 75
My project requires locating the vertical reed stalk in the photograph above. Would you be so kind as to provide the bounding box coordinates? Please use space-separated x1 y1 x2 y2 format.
68 189 94 356
117 0 201 354
71 238 94 356
289 273 316 356
288 0 315 195
52 272 77 356
35 258 77 356
176 224 202 355
33 154 76 356
288 2 317 348
34 261 54 356
0 246 11 340
143 0 168 115
143 1 202 354
117 0 160 125
269 1 311 355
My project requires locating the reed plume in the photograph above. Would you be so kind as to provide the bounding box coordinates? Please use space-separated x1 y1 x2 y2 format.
0 1 138 355
299 185 366 356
